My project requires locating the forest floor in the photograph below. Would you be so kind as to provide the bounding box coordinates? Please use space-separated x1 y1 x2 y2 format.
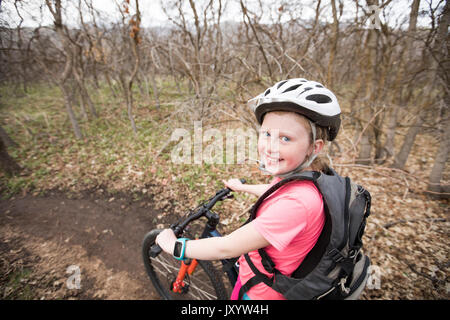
0 83 449 300
0 189 161 300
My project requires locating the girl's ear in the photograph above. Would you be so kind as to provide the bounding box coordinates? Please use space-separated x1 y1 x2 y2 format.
313 139 325 155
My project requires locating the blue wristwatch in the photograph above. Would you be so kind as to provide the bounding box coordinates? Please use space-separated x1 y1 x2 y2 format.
173 238 189 261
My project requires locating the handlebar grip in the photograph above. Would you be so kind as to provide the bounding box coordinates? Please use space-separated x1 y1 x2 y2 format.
149 244 163 257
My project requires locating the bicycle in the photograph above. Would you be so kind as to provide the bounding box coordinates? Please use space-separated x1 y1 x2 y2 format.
142 180 246 300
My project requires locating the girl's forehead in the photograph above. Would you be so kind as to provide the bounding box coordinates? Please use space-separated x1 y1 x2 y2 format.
261 112 310 135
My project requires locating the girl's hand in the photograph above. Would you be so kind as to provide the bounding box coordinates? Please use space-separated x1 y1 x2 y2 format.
222 178 245 192
155 228 177 254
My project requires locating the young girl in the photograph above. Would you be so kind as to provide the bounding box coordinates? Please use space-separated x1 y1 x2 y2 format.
156 78 341 300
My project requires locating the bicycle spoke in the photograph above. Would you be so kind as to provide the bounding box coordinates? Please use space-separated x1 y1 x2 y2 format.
151 255 179 274
188 282 218 299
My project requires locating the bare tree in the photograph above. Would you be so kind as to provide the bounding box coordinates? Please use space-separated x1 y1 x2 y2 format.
354 0 381 165
160 0 226 119
123 0 141 134
326 0 340 87
384 0 421 160
43 0 83 139
427 0 450 197
392 0 448 170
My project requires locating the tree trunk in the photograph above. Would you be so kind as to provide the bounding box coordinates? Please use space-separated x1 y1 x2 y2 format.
428 0 450 197
82 85 98 118
357 130 373 165
0 125 18 148
73 67 98 118
120 75 137 134
384 0 420 159
61 85 83 139
356 31 377 163
327 0 339 87
391 112 425 169
126 85 138 134
384 105 399 159
428 110 450 198
76 84 89 120
374 112 386 163
149 64 161 109
105 72 118 99
46 0 83 139
123 0 141 135
354 0 382 164
0 137 21 176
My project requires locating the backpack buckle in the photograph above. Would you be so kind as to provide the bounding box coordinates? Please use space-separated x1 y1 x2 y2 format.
348 249 357 259
328 248 344 263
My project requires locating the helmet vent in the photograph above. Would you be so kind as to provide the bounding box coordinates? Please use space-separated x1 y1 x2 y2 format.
264 89 271 96
276 80 288 89
283 84 302 93
316 84 324 88
306 94 332 103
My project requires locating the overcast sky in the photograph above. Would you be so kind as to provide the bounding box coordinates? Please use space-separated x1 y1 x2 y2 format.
0 0 442 30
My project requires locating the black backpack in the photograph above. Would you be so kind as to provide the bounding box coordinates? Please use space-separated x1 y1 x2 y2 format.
239 167 372 300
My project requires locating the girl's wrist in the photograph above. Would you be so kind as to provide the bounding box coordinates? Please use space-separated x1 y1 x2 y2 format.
237 184 248 193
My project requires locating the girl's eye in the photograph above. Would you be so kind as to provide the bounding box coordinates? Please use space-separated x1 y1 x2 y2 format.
281 136 290 142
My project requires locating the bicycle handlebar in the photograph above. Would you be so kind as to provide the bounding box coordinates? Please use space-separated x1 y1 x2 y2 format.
148 178 246 258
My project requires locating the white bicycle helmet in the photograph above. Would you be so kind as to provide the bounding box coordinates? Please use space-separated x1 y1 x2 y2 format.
248 78 341 141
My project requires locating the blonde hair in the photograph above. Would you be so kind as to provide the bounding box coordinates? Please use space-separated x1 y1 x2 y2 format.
265 111 329 172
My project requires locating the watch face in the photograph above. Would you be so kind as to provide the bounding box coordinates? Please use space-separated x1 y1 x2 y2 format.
174 241 183 258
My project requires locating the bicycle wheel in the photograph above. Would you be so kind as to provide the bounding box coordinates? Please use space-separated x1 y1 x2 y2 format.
142 229 228 300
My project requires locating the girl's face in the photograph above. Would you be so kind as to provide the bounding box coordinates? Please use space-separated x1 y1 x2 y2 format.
258 112 315 175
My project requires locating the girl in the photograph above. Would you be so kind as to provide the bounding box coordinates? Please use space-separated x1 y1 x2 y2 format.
156 78 341 300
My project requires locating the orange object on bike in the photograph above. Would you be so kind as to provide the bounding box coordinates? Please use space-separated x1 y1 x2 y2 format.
172 261 190 293
187 259 198 275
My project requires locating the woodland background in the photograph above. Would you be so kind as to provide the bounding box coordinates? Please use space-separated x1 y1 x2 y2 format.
0 0 448 300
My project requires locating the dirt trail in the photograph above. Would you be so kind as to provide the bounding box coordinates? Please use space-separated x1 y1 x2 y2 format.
0 191 164 299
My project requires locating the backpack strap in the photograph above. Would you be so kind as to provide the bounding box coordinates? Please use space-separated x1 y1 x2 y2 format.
325 177 353 276
245 171 320 224
238 253 275 299
336 187 372 278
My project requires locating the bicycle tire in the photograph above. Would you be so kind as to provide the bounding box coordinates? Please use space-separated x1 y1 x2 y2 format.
142 229 229 300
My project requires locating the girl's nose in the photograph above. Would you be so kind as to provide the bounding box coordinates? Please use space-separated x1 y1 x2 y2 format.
266 133 280 155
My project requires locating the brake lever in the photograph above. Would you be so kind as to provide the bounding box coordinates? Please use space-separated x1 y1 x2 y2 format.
149 244 162 257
